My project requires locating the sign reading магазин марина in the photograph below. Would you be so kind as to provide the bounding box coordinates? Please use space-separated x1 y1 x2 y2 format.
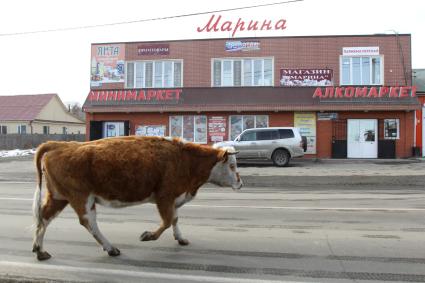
87 89 182 103
313 86 417 99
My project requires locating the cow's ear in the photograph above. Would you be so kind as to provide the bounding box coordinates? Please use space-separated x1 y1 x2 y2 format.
217 150 229 163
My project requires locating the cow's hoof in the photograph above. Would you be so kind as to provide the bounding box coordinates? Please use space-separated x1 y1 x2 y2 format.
177 239 189 246
107 247 121 257
140 231 155 241
36 251 52 261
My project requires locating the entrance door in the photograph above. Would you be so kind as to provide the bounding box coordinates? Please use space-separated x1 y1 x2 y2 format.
347 119 378 158
103 122 125 138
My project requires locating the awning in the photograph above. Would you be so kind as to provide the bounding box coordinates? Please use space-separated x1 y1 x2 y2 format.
83 86 420 113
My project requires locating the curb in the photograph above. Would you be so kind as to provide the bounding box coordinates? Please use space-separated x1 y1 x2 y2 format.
238 175 425 188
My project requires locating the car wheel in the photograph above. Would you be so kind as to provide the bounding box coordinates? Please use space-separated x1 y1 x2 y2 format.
272 149 290 167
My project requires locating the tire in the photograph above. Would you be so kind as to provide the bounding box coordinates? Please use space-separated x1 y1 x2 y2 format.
272 149 290 167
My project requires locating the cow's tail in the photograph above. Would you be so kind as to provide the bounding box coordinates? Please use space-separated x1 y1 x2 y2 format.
33 142 61 228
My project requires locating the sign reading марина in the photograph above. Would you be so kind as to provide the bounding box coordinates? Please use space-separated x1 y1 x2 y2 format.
197 14 287 37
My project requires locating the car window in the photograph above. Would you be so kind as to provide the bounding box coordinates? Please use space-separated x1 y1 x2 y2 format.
256 130 271 140
278 129 295 139
240 131 256 141
257 130 279 140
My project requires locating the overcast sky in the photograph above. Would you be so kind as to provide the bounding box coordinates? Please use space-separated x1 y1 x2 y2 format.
0 0 423 105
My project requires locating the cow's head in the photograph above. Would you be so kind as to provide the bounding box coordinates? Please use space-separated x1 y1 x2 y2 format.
208 146 243 191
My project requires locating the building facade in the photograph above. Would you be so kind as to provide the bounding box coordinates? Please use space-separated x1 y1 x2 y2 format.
83 34 419 158
0 94 85 135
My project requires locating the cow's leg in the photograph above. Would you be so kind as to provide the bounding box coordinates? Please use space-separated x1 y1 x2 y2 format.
172 209 189 246
71 195 120 256
32 193 68 261
140 200 174 242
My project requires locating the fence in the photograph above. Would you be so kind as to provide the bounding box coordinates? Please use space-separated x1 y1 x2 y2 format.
0 134 86 150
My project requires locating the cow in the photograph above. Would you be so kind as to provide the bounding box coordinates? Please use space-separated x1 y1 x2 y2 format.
32 136 242 261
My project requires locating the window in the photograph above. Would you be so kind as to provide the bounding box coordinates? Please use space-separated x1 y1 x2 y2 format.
18 125 26 134
278 129 295 139
62 127 67 135
126 60 182 88
240 131 256 141
169 115 207 143
229 115 269 140
43 126 49 135
340 56 383 85
384 119 399 139
0 125 7 134
213 58 273 87
257 130 279 141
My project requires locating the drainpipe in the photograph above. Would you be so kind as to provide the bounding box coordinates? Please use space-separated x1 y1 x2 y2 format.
29 120 33 134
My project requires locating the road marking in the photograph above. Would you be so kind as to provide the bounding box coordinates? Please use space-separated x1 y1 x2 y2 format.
0 197 33 201
0 181 34 184
0 197 424 212
0 261 292 283
186 204 425 211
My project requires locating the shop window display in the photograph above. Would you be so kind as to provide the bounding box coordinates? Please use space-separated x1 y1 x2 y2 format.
230 115 269 140
170 115 207 144
384 119 399 139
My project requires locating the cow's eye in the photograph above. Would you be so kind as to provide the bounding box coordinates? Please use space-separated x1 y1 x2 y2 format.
229 164 235 170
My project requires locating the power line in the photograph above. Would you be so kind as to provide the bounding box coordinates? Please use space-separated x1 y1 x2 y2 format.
0 0 303 37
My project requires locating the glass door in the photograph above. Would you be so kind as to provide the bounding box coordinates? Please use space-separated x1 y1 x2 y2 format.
347 119 377 158
103 122 125 138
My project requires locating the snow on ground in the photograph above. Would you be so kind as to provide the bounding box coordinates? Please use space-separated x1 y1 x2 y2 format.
0 149 36 158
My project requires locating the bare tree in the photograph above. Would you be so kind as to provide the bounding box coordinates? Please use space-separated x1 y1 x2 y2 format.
66 102 85 121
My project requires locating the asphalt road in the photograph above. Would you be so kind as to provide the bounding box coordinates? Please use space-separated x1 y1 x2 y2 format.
1 158 425 282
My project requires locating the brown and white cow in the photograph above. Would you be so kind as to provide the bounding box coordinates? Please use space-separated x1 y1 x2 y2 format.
32 136 242 261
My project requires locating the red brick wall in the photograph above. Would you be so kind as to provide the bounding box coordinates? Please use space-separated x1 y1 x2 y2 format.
93 34 411 90
316 111 415 158
87 110 415 158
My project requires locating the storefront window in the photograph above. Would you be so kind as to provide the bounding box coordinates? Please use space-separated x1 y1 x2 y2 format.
170 115 207 144
213 58 273 87
126 60 182 88
170 116 182 137
384 119 399 139
340 56 382 85
229 115 269 140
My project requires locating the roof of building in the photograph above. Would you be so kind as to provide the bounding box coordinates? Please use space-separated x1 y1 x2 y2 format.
83 87 420 113
92 33 411 46
413 69 425 92
0 93 57 121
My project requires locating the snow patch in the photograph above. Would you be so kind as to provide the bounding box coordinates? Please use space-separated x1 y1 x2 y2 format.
0 149 36 158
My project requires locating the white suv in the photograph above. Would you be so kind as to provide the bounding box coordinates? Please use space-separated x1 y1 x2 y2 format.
214 127 307 167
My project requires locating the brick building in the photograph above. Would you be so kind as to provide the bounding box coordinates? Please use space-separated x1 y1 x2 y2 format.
83 34 419 158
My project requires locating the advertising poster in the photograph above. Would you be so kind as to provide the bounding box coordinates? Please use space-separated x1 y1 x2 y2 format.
208 116 227 143
135 125 166 137
195 116 207 143
294 112 316 154
280 69 333 86
91 44 125 87
183 116 194 142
